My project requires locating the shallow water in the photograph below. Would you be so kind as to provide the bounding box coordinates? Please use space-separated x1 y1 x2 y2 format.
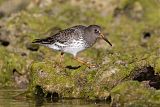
0 88 110 107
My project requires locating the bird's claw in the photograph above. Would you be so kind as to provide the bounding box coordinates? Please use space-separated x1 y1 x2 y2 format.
86 63 98 68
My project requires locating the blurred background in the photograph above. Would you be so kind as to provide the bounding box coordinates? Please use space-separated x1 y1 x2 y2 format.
0 0 160 106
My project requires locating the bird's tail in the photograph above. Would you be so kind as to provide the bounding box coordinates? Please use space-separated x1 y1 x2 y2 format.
32 39 43 44
32 38 51 44
32 39 46 44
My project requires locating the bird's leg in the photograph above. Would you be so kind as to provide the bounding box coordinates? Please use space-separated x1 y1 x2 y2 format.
73 57 96 68
55 52 64 67
59 52 64 64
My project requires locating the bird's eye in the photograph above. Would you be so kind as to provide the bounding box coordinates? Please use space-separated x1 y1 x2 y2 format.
94 29 100 33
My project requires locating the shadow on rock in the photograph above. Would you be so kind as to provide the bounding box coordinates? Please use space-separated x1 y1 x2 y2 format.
133 66 160 89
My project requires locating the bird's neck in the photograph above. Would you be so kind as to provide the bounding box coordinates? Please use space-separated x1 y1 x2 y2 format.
83 31 97 47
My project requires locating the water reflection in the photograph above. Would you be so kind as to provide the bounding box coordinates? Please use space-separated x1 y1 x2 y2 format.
0 88 110 107
0 88 34 107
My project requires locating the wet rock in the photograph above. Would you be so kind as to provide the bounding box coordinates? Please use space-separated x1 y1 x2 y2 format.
46 92 59 102
34 85 46 106
133 66 155 82
13 69 29 89
0 0 160 103
35 85 45 97
0 47 27 86
29 61 75 98
132 66 160 89
111 81 160 106
29 60 111 100
149 81 160 89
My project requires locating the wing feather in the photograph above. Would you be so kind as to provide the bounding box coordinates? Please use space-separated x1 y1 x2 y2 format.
32 25 86 44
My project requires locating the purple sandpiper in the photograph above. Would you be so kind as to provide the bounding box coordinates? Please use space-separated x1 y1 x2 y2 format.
32 25 112 67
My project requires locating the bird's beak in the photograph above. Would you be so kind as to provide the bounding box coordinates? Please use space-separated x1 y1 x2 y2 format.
100 33 112 46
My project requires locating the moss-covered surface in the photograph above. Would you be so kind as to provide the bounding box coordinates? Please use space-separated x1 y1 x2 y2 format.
111 81 160 106
0 0 160 105
0 47 26 86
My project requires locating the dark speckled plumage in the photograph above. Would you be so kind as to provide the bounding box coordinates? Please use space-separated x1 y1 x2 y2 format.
33 25 86 44
32 25 112 57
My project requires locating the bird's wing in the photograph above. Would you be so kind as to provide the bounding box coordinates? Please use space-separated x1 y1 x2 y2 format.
32 25 86 44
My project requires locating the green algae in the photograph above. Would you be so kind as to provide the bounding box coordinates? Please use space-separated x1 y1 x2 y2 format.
29 59 108 99
0 0 160 103
27 1 160 97
155 58 160 73
0 47 26 86
29 61 75 97
111 81 160 106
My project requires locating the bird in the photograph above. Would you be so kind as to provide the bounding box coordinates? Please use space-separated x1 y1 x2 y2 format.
32 25 112 67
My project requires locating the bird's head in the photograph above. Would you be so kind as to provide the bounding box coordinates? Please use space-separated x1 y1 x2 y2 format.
86 25 112 46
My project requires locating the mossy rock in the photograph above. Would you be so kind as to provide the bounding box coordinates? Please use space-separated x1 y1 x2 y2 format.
29 58 113 100
0 0 160 103
111 81 160 106
155 58 160 73
30 61 75 97
0 47 26 86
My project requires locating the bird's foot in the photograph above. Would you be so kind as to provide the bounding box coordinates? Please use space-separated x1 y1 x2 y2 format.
54 52 65 68
54 60 65 68
86 63 98 68
74 57 98 68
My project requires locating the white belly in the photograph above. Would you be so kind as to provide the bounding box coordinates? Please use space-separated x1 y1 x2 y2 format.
47 39 86 57
63 39 86 57
48 42 66 51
